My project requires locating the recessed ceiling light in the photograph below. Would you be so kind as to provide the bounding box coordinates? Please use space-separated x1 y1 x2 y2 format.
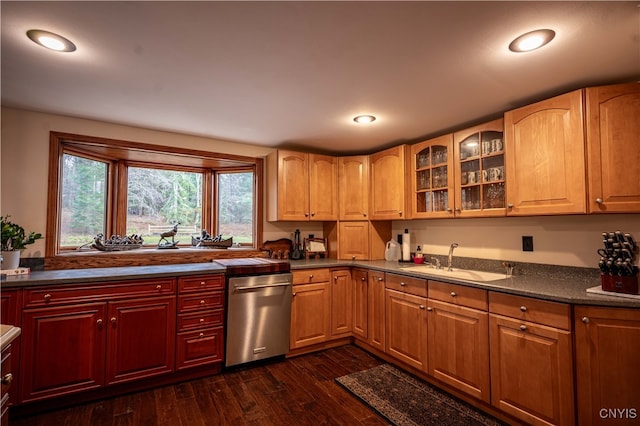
353 115 376 124
509 29 555 53
27 29 76 52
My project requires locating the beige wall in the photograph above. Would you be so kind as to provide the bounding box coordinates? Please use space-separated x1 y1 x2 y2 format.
3 107 638 268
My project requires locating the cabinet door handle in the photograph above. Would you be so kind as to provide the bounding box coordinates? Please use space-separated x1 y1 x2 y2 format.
582 317 589 324
292 292 297 296
398 210 403 216
520 306 527 312
361 277 366 281
447 208 452 212
507 203 514 208
454 208 461 213
450 291 457 297
1 373 13 385
400 282 406 286
334 276 338 281
309 274 314 279
304 212 309 217
362 212 367 217
156 285 162 290
377 277 384 281
199 318 205 323
519 325 527 331
200 281 206 286
110 317 117 324
595 198 603 204
427 307 433 312
97 319 103 326
311 212 316 217
419 305 425 310
43 293 51 302
200 300 206 305
199 332 204 338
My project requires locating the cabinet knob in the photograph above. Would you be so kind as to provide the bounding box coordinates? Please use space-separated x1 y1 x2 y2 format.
111 317 117 324
507 203 514 208
200 300 206 305
200 281 206 286
582 317 589 324
361 277 366 281
199 332 204 338
43 293 51 302
398 211 403 216
595 198 603 204
305 213 309 217
334 276 339 281
455 208 461 213
419 305 425 310
309 274 314 279
200 318 205 323
519 325 527 332
311 212 316 217
447 208 452 212
156 285 162 290
1 373 13 385
377 277 384 281
427 307 433 312
450 291 457 297
400 282 406 286
97 319 103 326
292 292 297 296
362 212 367 217
520 306 527 312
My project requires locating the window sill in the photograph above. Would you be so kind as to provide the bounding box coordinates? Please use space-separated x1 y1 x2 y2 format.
45 247 266 270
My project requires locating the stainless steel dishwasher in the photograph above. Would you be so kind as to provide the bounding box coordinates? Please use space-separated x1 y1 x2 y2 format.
225 272 293 367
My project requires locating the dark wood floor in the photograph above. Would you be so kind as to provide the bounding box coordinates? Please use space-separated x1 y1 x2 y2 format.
11 345 389 426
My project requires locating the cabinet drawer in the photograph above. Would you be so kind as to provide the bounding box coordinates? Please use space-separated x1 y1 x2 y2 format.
177 309 224 332
23 278 176 308
489 292 571 330
177 293 224 313
385 273 427 297
178 275 224 294
292 269 330 284
429 281 487 311
176 326 224 370
1 346 11 404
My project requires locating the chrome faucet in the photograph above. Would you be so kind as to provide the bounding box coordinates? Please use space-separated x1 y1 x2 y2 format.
447 243 459 271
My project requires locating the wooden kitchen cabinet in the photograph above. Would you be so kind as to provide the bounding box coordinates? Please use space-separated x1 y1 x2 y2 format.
20 302 107 403
369 145 408 220
176 275 225 370
267 150 338 221
0 289 21 407
337 221 369 260
290 269 331 349
410 134 454 218
586 82 640 213
504 89 587 215
453 119 506 217
19 278 177 403
427 281 490 403
338 155 369 220
574 305 640 426
384 274 428 371
106 296 175 385
352 269 368 341
330 269 352 336
367 271 386 351
489 292 574 426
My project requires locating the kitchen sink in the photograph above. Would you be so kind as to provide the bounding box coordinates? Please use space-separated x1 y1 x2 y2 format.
402 265 508 282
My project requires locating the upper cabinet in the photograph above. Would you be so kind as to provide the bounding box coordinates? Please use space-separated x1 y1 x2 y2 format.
410 135 454 219
267 150 338 221
504 89 587 215
338 155 369 220
586 82 640 213
453 119 506 217
369 145 408 220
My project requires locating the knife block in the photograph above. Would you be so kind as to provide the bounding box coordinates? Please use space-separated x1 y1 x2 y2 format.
601 274 639 295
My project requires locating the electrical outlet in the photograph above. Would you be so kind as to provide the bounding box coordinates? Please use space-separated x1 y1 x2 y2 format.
522 236 534 252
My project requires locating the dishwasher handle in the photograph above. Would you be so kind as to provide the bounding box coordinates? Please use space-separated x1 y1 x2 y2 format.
233 282 292 292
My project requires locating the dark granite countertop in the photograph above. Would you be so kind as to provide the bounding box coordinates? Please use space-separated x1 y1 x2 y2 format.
2 258 639 308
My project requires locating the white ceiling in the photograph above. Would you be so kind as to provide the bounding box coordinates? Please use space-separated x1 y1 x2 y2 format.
2 1 639 154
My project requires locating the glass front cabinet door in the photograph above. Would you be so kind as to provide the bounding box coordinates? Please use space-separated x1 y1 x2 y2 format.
410 134 454 218
453 118 506 217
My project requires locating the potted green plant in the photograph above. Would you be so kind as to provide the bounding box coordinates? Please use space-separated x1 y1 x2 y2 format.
1 215 42 269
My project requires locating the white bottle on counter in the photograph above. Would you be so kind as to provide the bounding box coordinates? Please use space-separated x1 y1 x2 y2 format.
402 228 411 262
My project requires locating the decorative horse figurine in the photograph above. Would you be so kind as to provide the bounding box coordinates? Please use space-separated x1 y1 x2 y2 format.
158 222 180 248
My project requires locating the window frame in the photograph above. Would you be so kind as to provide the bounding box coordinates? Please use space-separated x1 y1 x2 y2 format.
46 132 263 257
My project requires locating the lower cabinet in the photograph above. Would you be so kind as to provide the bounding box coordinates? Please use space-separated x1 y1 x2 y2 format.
427 281 490 403
0 289 21 407
489 292 574 426
106 297 176 384
385 289 428 371
330 269 352 336
20 302 108 402
19 279 177 404
352 269 368 340
290 269 331 349
574 306 640 426
367 271 386 351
